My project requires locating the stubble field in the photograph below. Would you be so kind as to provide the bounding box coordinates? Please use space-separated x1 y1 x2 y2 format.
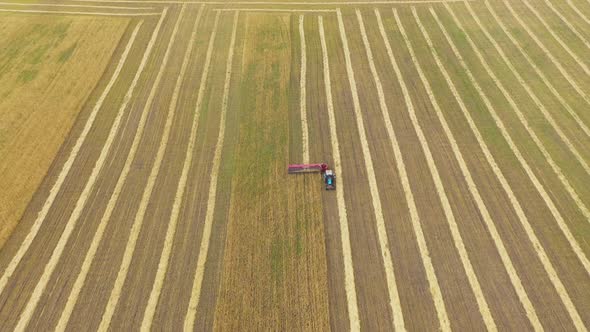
0 0 589 330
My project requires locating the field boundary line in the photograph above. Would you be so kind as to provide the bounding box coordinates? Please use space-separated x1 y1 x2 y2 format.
299 14 309 163
10 20 145 332
183 11 239 331
520 0 590 76
566 0 590 25
73 0 473 4
417 7 577 331
318 15 359 331
0 9 163 302
541 0 590 50
463 2 590 200
0 2 154 9
95 5 189 331
0 8 160 15
430 7 587 330
356 9 406 331
214 8 335 12
394 8 495 330
484 0 590 139
408 8 542 330
445 3 590 227
501 0 590 106
134 4 208 330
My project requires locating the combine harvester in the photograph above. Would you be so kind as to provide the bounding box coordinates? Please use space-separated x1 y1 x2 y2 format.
288 163 335 190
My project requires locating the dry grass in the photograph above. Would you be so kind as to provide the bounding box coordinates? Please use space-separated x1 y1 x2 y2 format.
0 14 129 248
213 13 330 331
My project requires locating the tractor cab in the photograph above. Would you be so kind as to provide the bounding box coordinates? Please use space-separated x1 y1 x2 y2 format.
323 170 336 190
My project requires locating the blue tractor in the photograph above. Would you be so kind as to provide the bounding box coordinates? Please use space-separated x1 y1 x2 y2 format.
323 169 336 190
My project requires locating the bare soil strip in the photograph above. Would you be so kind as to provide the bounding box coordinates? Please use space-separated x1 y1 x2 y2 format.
541 0 590 49
183 12 239 331
393 8 496 330
429 8 587 330
0 9 166 300
520 0 590 76
444 3 590 228
484 0 590 139
566 0 590 25
10 22 144 331
0 8 160 15
299 14 310 163
318 15 359 331
405 8 542 330
93 6 206 331
459 3 590 213
501 0 590 105
137 5 208 331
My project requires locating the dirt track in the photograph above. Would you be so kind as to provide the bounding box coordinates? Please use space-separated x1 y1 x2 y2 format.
0 0 589 331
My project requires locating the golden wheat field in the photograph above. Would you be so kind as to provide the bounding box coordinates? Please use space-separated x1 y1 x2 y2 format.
0 0 589 330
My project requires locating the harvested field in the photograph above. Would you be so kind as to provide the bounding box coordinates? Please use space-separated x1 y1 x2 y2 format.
0 0 588 331
213 13 330 330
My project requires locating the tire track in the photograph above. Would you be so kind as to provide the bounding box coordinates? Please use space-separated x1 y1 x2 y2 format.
0 8 165 303
405 8 542 330
444 2 590 234
93 5 190 330
390 9 494 331
520 0 590 76
501 0 590 106
299 14 309 163
484 0 590 139
183 11 238 331
428 8 587 330
460 2 590 214
318 15 360 331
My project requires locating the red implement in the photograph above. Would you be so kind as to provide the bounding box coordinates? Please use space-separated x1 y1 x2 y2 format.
287 163 328 174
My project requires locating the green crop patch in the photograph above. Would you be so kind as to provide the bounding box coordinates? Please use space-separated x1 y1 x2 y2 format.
214 13 330 331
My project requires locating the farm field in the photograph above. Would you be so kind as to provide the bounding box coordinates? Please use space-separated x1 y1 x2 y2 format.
0 14 128 247
0 0 588 330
